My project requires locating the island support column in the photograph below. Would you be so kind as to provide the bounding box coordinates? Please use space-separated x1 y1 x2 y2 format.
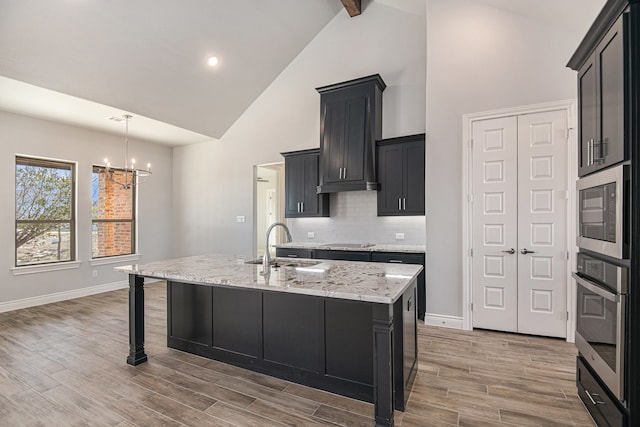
127 274 148 365
373 303 394 427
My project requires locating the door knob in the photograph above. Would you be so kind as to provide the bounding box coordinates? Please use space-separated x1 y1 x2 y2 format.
501 248 515 254
520 248 535 255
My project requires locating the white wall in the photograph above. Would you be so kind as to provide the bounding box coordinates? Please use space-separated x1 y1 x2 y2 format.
425 0 600 317
173 0 426 258
0 111 173 305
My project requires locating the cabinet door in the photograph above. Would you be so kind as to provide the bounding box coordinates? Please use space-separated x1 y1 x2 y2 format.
301 154 319 215
284 155 304 217
342 95 367 183
377 144 404 215
578 57 598 176
321 99 347 185
596 16 625 169
402 140 425 215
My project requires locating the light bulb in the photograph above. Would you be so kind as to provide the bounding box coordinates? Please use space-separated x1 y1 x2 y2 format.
208 56 219 66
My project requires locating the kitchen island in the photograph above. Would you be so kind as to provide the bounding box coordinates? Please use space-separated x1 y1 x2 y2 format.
117 254 421 427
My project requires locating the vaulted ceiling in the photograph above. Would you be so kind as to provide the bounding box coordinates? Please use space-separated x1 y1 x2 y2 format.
0 0 606 146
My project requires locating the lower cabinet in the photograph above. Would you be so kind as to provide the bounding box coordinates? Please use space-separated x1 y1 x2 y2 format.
371 252 426 321
577 356 626 427
166 279 417 410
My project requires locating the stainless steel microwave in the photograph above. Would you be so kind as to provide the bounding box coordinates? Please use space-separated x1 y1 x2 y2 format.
577 164 629 259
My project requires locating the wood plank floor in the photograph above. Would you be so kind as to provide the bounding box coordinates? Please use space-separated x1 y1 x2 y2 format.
0 281 594 426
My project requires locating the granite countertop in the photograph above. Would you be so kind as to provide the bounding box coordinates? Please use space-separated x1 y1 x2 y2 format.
115 254 422 304
276 242 426 254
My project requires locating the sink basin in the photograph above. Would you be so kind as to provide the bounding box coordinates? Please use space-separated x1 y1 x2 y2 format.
244 258 320 268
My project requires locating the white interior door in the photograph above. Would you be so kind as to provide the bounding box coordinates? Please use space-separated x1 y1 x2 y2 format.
471 110 568 338
472 116 519 332
516 111 567 337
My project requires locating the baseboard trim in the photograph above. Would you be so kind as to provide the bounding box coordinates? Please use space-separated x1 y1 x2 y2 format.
424 313 464 330
0 281 129 313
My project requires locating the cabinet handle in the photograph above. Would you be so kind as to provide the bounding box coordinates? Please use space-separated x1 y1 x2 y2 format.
407 296 413 311
398 198 402 210
587 139 594 166
300 202 304 213
297 202 300 213
403 198 406 210
343 167 347 179
287 254 298 258
339 167 343 179
389 260 403 263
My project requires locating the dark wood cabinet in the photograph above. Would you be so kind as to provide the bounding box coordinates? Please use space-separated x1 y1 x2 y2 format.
316 75 385 193
576 15 626 177
313 249 369 261
376 134 425 216
282 149 329 218
371 252 426 321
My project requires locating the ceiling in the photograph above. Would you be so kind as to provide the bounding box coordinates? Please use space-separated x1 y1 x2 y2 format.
0 0 343 145
0 0 606 147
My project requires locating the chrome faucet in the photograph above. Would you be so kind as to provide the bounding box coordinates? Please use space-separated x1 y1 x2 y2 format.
263 222 292 273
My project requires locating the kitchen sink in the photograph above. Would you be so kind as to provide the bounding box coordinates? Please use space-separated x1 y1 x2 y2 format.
244 258 320 268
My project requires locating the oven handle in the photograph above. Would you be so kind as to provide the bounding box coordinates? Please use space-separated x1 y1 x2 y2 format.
572 272 618 302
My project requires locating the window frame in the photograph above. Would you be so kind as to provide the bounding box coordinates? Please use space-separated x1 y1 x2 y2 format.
14 155 77 268
91 165 137 259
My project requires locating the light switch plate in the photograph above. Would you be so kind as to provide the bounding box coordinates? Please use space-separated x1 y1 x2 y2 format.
395 233 405 240
236 215 245 223
307 232 315 238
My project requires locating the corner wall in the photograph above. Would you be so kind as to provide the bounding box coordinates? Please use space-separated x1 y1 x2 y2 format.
425 0 601 318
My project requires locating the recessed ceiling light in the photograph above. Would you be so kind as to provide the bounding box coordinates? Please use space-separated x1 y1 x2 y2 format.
207 56 219 67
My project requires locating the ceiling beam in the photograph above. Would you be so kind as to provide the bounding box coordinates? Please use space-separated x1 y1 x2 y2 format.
340 0 361 17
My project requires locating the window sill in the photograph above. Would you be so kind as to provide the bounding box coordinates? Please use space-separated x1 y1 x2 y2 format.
90 254 140 266
12 261 82 276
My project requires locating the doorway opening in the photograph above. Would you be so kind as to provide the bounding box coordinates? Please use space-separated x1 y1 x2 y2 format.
254 163 285 258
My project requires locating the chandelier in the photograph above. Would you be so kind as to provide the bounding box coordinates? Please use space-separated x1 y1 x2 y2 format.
102 114 151 189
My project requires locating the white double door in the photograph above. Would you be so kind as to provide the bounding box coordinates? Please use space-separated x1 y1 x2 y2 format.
471 110 568 338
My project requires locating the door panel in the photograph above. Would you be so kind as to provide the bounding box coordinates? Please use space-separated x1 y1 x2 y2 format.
517 111 567 338
472 110 568 338
472 116 518 332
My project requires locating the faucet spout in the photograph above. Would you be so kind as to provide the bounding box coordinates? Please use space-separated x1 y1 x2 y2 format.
263 222 292 273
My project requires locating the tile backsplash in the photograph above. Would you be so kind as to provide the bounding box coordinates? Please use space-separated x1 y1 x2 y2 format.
287 191 426 245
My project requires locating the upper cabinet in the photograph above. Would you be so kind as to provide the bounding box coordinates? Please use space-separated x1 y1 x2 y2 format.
316 75 386 193
376 134 425 216
571 11 627 176
282 149 329 218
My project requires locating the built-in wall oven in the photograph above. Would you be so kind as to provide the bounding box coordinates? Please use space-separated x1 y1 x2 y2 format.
577 163 629 259
573 253 628 401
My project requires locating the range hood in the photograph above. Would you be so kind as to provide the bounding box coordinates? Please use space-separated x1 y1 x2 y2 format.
316 74 385 193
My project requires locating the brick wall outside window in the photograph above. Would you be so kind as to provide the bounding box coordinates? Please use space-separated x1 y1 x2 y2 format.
92 168 135 258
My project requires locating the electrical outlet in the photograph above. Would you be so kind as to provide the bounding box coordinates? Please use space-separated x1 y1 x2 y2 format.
307 232 315 239
92 270 98 278
395 233 405 240
236 215 245 223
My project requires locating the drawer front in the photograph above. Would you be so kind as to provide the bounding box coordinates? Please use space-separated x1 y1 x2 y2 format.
275 248 313 259
313 250 370 261
370 252 424 265
577 356 626 427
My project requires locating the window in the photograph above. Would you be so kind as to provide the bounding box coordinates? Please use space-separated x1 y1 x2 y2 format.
15 156 76 266
92 166 136 258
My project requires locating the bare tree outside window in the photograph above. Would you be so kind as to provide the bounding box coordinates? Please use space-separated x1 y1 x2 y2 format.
15 156 75 266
